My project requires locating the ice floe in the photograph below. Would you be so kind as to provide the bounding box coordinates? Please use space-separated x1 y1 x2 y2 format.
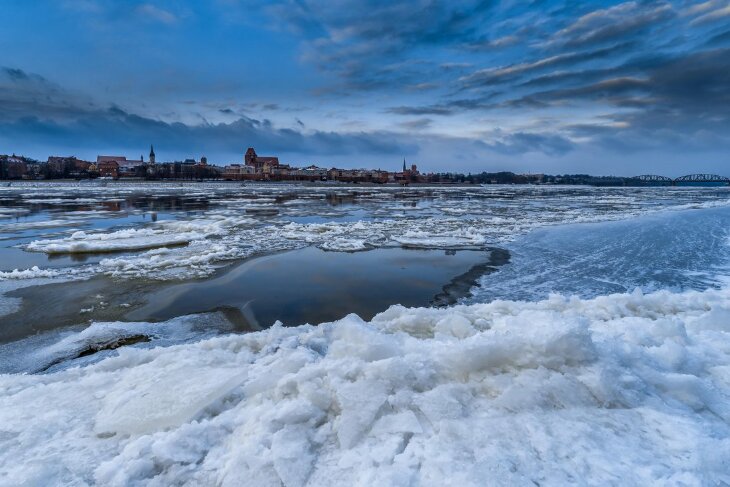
24 217 254 254
2 183 730 285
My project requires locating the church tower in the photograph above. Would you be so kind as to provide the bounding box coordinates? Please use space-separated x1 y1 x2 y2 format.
149 145 156 164
403 158 407 172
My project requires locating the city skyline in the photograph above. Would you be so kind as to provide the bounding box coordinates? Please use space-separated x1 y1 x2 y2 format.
1 1 729 176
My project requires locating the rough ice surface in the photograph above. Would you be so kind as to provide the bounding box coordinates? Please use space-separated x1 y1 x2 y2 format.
0 313 232 374
1 288 730 485
2 182 730 282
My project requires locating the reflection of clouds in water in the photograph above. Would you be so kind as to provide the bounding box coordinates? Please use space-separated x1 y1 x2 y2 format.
130 247 490 326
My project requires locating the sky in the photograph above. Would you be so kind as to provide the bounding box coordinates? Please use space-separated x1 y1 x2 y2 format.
0 0 729 175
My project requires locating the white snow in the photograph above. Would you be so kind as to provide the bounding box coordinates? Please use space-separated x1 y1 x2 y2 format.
319 238 371 252
27 229 200 253
0 266 62 280
391 228 486 248
2 287 730 485
24 217 253 255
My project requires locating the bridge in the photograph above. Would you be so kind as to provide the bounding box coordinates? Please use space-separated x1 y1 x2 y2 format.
631 174 730 186
633 175 674 184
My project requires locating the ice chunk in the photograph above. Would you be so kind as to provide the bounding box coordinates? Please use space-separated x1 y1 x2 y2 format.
95 365 244 436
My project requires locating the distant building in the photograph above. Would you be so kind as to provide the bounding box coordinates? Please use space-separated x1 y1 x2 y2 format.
223 163 255 180
520 173 544 183
97 155 127 165
98 160 119 178
47 156 92 178
244 147 279 173
199 156 207 166
0 155 28 179
149 145 156 164
97 154 149 177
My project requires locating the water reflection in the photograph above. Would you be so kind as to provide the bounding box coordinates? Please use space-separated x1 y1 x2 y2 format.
128 247 497 327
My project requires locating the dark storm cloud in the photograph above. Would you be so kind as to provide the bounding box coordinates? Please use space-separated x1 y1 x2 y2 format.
0 109 416 158
508 48 730 120
506 77 650 107
387 106 455 116
559 47 730 151
0 109 415 157
0 68 413 157
271 0 493 49
459 42 637 87
4 67 32 81
386 93 504 117
257 0 497 91
366 0 730 157
1 64 587 161
250 0 676 96
0 67 99 120
704 29 730 46
515 51 670 89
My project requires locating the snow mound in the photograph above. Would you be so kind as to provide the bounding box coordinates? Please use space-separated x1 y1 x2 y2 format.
2 287 730 485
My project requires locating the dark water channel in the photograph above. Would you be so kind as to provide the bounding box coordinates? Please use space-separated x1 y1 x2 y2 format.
0 246 507 342
128 246 506 328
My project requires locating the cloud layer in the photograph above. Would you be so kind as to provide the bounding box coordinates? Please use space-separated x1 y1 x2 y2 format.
1 0 729 173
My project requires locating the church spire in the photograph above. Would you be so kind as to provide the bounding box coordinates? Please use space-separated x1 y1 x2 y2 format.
149 145 156 164
403 158 406 172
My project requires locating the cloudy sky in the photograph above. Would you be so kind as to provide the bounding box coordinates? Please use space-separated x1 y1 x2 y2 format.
1 0 728 174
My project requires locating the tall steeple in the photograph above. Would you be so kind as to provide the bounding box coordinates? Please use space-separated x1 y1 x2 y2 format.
149 145 156 164
403 158 406 172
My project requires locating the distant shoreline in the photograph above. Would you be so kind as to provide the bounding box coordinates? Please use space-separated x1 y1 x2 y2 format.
2 179 483 187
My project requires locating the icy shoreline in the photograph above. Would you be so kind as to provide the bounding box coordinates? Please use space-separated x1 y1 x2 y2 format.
2 287 729 485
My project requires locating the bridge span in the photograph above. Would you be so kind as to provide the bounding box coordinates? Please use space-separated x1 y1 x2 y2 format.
632 174 730 185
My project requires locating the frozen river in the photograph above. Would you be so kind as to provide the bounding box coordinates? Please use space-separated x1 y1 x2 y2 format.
2 181 730 485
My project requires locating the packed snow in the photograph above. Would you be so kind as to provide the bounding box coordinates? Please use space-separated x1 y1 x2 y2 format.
1 287 730 485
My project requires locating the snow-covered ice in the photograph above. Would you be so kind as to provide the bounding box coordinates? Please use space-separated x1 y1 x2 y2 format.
25 217 251 254
1 287 730 485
